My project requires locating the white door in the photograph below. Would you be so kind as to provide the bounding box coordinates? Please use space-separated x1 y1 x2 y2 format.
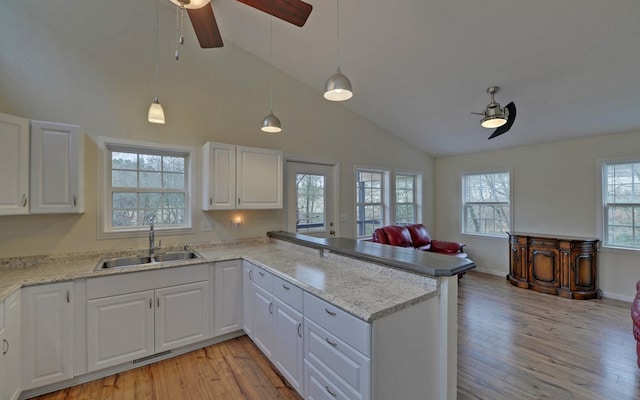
251 283 274 360
274 297 304 395
0 113 29 215
285 161 338 238
213 260 243 337
242 261 254 338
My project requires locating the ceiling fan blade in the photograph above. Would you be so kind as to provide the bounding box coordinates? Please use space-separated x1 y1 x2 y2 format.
237 0 313 27
489 102 516 139
187 3 224 48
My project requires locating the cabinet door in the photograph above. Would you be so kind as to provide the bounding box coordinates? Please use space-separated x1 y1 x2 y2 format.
236 145 283 209
529 246 561 293
155 281 209 352
251 283 275 360
87 291 154 372
242 261 254 337
30 121 84 214
0 113 29 215
202 142 236 210
213 260 243 337
274 297 304 395
22 282 74 389
4 292 21 400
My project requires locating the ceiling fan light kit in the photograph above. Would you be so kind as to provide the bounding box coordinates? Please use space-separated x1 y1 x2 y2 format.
473 86 517 139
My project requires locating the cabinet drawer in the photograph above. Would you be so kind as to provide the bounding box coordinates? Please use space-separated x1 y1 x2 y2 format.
87 264 209 299
305 360 351 400
305 319 370 400
304 292 370 356
253 266 274 292
274 276 302 312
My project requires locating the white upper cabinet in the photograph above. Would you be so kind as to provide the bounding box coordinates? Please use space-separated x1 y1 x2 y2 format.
202 142 283 210
0 113 29 216
30 121 84 214
0 113 84 216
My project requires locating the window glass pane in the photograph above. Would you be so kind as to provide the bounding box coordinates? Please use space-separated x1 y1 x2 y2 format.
140 171 162 188
139 154 162 171
356 170 385 237
295 174 326 232
163 156 184 173
112 152 137 170
164 172 185 189
112 170 137 188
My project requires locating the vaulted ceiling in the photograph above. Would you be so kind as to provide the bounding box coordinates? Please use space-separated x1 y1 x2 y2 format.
12 0 640 157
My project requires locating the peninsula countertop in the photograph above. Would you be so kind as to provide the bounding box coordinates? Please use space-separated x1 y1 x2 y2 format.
0 236 442 322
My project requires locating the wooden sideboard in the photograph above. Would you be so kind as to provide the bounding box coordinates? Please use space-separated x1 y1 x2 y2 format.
507 232 601 300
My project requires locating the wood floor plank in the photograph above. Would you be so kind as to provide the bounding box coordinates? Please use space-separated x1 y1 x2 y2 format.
28 270 640 400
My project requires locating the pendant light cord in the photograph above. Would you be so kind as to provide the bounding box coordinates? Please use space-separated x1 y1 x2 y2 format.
336 0 341 68
154 0 159 100
269 17 274 112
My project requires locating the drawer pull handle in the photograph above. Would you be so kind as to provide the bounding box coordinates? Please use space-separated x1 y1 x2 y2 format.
249 269 253 280
2 339 8 356
297 323 302 338
325 338 338 347
259 271 265 277
73 195 78 206
22 194 27 207
282 284 290 290
269 302 273 314
66 290 71 303
325 385 337 398
325 308 337 316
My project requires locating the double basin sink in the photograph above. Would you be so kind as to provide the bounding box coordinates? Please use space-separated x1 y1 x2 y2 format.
96 251 202 270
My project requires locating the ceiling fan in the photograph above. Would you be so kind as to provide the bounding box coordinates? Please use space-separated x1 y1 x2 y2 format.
471 86 517 140
169 0 313 49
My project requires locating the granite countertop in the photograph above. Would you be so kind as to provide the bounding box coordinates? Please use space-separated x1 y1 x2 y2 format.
0 237 439 322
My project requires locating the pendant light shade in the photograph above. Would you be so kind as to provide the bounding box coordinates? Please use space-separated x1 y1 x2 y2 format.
261 112 282 133
324 67 353 101
149 0 165 124
148 98 166 124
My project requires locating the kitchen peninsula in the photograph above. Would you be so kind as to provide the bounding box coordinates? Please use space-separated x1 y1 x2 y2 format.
0 232 475 400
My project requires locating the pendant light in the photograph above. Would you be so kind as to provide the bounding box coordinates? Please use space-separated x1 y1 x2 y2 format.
261 17 282 133
148 0 166 124
324 0 352 101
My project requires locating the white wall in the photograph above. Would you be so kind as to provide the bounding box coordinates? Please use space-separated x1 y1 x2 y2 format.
0 1 434 258
435 130 640 300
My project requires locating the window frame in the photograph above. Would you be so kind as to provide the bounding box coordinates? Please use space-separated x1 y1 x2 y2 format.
461 169 512 238
355 167 390 239
97 137 195 239
600 158 640 252
393 171 422 225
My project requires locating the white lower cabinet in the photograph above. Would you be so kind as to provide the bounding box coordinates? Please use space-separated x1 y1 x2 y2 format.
242 261 254 337
1 291 21 400
244 264 304 396
86 264 210 372
305 360 350 400
22 282 74 390
212 260 243 337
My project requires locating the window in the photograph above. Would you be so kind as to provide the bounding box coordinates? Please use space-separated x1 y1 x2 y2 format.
99 137 194 236
603 161 640 249
395 173 420 225
463 171 511 236
295 173 326 233
356 169 388 238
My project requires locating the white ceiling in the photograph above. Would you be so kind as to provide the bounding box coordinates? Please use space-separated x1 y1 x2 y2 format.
13 0 640 157
206 0 640 156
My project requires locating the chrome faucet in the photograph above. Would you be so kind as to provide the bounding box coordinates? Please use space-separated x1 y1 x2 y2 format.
149 216 156 256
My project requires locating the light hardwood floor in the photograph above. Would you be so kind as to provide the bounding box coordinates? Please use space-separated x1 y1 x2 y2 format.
30 271 640 399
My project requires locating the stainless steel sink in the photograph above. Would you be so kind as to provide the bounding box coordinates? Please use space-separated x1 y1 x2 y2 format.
153 251 201 262
95 251 202 270
98 256 153 269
